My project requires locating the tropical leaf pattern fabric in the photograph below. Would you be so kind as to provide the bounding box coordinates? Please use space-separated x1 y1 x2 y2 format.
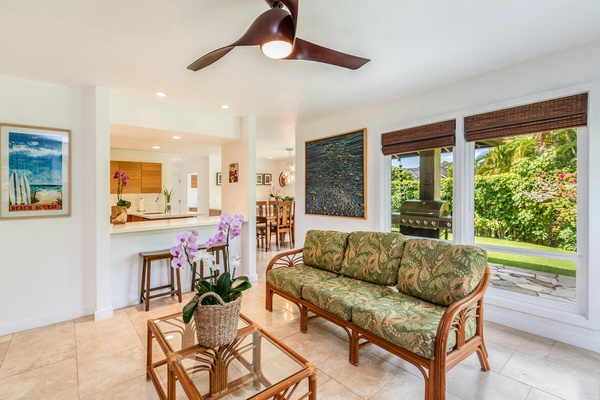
352 292 477 359
340 231 406 286
302 277 394 321
396 239 488 306
267 264 339 298
302 230 349 273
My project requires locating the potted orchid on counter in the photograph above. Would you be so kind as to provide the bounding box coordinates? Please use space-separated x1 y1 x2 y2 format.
170 213 251 326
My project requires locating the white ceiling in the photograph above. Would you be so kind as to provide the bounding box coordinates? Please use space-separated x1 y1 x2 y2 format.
1 0 600 159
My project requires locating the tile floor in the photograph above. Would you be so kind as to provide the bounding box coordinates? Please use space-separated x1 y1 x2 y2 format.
1 249 599 399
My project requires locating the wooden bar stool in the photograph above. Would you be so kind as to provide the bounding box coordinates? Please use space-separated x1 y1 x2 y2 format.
190 243 228 291
139 249 182 311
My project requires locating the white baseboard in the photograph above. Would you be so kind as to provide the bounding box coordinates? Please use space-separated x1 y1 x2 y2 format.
0 305 95 336
486 304 600 353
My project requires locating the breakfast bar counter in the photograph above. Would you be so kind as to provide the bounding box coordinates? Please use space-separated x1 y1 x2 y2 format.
109 216 243 310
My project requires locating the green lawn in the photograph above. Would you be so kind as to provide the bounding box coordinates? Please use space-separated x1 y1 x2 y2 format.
475 236 576 277
391 226 577 277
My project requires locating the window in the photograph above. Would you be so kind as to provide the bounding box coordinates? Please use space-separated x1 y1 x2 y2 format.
382 120 456 240
473 130 578 303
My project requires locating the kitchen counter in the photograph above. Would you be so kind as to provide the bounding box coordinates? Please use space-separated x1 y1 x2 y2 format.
110 215 221 235
127 211 200 221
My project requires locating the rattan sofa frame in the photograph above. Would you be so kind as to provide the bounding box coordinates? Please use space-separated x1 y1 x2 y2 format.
265 247 490 400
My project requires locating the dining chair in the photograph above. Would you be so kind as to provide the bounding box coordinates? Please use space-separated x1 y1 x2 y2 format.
270 201 294 250
256 201 268 249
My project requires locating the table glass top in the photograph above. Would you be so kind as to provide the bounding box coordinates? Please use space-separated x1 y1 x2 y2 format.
176 328 307 399
152 313 251 353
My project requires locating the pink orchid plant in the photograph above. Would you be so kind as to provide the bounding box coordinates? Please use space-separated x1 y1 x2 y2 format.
112 170 131 208
170 214 250 323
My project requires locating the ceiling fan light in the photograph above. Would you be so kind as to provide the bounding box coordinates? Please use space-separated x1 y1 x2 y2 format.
260 40 293 59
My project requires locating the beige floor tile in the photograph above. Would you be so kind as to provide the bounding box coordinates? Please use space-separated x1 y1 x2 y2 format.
0 321 76 379
363 343 424 378
77 345 147 398
368 371 427 400
317 349 400 399
526 388 565 400
76 325 144 364
501 351 600 400
0 333 12 344
42 387 80 400
313 379 363 400
75 308 133 342
484 321 554 358
447 361 531 400
79 375 160 400
465 340 515 373
0 340 10 365
309 318 351 342
0 358 77 400
282 326 348 365
547 341 600 378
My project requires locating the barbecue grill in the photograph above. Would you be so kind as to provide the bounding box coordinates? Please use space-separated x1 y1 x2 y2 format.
393 200 452 238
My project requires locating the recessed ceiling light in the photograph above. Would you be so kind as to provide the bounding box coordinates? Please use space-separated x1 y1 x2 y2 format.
220 104 229 109
152 146 160 149
155 92 167 97
172 136 181 139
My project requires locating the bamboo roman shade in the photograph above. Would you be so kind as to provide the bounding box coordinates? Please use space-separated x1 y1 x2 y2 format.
464 93 588 142
381 119 456 156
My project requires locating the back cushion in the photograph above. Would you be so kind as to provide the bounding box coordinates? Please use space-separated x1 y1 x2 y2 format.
302 230 349 273
340 231 406 286
397 239 488 306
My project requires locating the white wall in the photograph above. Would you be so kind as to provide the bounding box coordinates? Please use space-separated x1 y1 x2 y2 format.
0 76 95 334
209 155 222 210
295 39 600 351
256 158 296 201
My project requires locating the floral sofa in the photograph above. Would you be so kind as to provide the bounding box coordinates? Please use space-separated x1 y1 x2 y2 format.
265 230 490 400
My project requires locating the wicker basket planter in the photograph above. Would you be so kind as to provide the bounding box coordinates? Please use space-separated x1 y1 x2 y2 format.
193 292 242 347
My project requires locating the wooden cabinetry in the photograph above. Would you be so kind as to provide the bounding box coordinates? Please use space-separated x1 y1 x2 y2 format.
110 161 162 194
141 163 162 193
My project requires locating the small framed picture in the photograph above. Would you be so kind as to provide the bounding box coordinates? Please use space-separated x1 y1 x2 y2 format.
263 173 272 185
229 163 238 183
216 172 222 186
256 173 263 185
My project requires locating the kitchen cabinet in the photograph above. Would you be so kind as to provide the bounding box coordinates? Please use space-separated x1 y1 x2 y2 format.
110 161 162 194
141 162 162 193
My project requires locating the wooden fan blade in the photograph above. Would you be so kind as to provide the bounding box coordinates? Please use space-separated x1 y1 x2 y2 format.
284 38 370 70
187 8 293 71
187 46 235 71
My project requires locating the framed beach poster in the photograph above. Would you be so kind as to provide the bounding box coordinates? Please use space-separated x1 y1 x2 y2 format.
305 128 366 218
0 123 71 219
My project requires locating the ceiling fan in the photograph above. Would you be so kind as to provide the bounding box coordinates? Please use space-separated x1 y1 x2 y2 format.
187 0 370 71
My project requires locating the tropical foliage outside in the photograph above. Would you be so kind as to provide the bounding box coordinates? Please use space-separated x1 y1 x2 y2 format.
391 129 578 274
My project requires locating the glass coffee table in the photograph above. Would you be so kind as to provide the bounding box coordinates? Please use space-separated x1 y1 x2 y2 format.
147 312 316 400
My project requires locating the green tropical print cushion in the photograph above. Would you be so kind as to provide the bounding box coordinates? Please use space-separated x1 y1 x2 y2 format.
340 231 406 286
352 292 477 359
302 230 350 273
267 264 339 298
302 277 394 321
397 239 488 306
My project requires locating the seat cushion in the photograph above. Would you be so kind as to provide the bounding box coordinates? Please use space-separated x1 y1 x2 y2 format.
302 277 394 321
397 239 488 306
267 264 339 298
340 231 406 286
302 230 349 273
352 292 477 359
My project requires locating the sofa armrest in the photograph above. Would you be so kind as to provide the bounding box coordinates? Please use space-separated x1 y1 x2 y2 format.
265 248 304 274
434 264 490 362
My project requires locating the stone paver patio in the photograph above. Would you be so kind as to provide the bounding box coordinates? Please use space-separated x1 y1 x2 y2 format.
489 263 576 303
